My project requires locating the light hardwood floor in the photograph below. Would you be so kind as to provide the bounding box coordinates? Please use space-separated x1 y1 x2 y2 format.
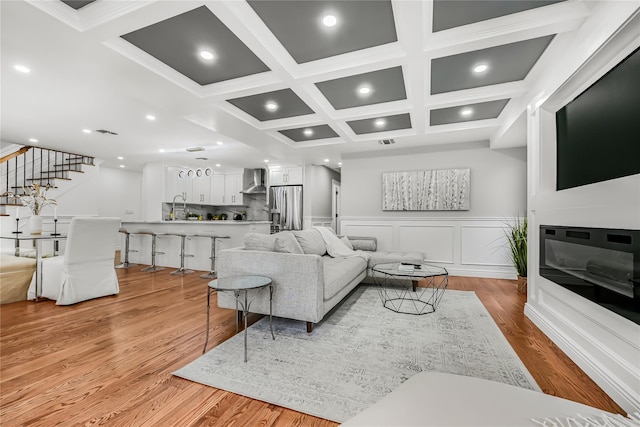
1 268 624 426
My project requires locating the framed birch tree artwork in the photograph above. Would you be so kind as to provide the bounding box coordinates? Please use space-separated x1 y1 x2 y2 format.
382 168 470 211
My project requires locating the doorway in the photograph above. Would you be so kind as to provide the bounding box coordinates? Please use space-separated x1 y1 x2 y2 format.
331 180 341 234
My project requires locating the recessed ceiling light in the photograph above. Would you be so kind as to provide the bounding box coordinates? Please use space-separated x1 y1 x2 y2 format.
215 163 221 167
199 50 214 61
119 165 125 168
146 114 156 121
324 158 330 163
473 64 488 73
29 138 38 143
322 14 337 27
264 159 270 163
460 108 473 117
14 65 30 73
82 129 92 134
265 101 278 112
303 128 314 136
117 156 124 160
338 162 342 167
158 149 165 153
374 119 386 127
358 86 372 96
216 141 223 145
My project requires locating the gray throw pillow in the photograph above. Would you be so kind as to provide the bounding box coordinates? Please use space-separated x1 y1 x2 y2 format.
292 229 327 255
349 238 376 252
244 233 277 251
274 231 304 254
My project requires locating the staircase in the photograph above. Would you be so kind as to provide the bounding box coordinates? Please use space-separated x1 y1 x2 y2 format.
1 145 95 206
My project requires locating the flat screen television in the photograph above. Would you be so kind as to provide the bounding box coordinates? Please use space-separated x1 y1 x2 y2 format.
555 46 640 190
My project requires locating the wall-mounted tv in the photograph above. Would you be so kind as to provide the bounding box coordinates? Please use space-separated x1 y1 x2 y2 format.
555 47 640 190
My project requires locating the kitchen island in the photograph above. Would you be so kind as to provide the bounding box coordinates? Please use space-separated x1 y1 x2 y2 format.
120 220 270 272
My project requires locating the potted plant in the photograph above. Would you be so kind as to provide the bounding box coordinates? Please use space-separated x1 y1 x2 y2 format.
20 183 57 234
505 217 528 293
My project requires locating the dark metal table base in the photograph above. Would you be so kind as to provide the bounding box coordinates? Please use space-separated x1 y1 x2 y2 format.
374 271 448 315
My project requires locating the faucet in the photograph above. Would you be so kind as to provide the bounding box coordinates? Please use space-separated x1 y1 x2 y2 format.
172 194 186 220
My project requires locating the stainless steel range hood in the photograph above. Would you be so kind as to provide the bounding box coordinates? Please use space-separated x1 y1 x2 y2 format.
241 168 267 194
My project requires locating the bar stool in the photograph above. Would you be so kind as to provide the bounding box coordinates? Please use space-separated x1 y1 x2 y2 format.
137 230 165 272
164 231 195 275
115 228 138 269
195 234 230 279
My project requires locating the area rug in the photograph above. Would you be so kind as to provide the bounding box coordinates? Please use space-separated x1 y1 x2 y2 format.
173 285 539 423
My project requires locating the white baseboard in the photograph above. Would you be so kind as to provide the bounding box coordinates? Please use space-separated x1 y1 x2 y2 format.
525 303 640 413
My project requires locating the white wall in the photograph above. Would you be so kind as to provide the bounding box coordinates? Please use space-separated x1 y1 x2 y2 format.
340 141 527 278
525 5 640 413
98 166 142 221
341 142 526 218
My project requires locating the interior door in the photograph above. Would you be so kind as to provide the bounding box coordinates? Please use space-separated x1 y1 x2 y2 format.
331 180 341 234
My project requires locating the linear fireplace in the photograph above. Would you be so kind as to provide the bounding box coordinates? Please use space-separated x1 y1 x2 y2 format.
540 225 640 325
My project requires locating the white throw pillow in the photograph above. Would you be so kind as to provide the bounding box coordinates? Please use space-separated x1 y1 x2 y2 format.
292 229 327 255
244 233 277 252
340 236 354 250
274 231 304 254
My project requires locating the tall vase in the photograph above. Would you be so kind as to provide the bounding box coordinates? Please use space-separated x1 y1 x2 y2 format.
29 215 43 235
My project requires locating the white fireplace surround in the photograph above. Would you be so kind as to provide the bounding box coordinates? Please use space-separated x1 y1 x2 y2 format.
526 6 640 413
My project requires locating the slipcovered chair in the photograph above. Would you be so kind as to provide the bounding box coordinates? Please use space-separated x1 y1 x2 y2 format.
28 217 121 305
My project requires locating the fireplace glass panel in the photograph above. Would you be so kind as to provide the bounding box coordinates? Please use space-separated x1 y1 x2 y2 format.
540 225 639 325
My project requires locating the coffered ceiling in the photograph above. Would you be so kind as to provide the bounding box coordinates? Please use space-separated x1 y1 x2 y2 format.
0 0 604 170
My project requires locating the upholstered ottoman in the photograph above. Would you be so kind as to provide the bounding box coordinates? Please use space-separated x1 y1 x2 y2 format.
1 254 36 304
340 372 619 426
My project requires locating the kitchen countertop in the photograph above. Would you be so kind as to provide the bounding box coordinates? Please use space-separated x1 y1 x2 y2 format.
122 220 271 224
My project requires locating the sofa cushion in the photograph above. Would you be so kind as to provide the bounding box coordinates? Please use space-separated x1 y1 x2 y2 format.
244 233 277 252
274 231 304 254
368 251 425 268
293 229 326 256
323 256 366 300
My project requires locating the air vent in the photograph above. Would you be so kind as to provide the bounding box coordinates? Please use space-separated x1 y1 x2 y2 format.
379 139 395 145
195 157 208 161
95 129 118 135
186 146 205 152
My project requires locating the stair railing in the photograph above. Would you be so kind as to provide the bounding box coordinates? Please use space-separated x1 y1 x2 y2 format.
1 145 94 204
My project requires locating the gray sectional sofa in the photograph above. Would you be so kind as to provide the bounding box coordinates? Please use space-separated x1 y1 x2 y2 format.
216 228 424 332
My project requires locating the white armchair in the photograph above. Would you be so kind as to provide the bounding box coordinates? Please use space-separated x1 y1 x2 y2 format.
28 217 121 305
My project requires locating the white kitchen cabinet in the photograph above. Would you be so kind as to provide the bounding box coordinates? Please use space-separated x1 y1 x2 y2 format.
209 173 244 205
210 174 225 205
165 167 193 202
224 173 245 205
192 174 211 204
269 166 303 186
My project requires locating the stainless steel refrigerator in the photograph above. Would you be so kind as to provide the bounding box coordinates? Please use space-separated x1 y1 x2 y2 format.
270 185 303 231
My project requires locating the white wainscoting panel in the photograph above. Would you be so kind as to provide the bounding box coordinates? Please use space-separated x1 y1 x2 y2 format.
341 217 518 278
398 225 454 263
461 225 511 266
342 224 394 251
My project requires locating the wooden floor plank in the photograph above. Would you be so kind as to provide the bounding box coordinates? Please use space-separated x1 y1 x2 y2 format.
0 269 624 426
